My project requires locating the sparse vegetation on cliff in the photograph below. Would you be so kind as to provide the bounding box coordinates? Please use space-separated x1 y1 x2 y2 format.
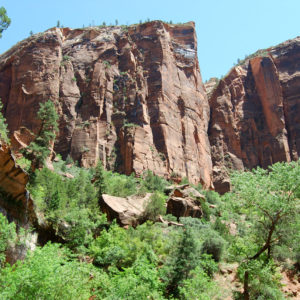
21 100 59 169
0 99 9 144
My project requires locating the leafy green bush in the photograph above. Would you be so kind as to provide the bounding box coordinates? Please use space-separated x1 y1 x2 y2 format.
201 229 226 262
204 189 221 205
104 171 137 197
237 259 284 300
0 243 98 299
98 256 165 299
28 167 106 252
89 222 166 270
142 192 166 221
141 170 169 193
22 100 59 168
179 266 220 300
62 208 107 252
0 214 16 267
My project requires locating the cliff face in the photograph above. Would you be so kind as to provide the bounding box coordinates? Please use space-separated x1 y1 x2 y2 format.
0 142 36 226
0 21 212 187
1 22 300 193
208 38 300 193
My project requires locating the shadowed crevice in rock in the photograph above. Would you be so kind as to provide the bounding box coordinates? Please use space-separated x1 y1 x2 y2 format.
0 143 37 227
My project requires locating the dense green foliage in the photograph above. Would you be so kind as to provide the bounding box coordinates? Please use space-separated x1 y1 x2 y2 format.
0 243 97 299
0 214 16 267
1 139 299 300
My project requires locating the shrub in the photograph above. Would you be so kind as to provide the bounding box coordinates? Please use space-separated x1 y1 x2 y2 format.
0 243 97 299
179 266 220 300
201 200 211 221
237 259 285 300
21 100 59 168
98 256 164 299
142 192 166 221
0 214 16 267
104 172 137 197
204 190 221 204
141 170 168 193
201 230 226 262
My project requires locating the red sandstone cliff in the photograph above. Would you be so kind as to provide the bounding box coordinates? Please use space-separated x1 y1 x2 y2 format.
208 38 300 193
0 21 212 187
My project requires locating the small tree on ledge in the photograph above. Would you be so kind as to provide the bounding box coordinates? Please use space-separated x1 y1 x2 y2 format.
22 100 59 169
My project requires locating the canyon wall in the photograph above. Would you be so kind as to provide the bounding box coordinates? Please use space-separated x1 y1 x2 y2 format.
208 37 300 193
0 21 212 187
1 22 300 193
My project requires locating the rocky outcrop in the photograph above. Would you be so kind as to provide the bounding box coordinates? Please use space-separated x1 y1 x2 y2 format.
166 185 204 219
204 77 219 98
208 37 300 192
0 21 212 188
0 142 37 226
100 193 152 226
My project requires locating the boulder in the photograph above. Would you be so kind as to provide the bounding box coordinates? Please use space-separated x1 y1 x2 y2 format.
166 184 204 219
167 197 202 219
100 193 152 226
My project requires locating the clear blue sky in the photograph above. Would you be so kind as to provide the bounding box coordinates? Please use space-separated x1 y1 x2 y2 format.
1 0 300 81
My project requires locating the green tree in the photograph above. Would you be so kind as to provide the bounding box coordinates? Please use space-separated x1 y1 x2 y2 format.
0 7 10 38
165 227 198 297
22 100 59 168
0 214 16 267
94 160 106 197
0 99 9 143
142 192 166 221
179 266 220 300
230 161 300 299
141 170 168 192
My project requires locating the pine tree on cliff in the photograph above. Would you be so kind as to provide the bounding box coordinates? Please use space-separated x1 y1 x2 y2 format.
22 100 59 169
0 6 11 38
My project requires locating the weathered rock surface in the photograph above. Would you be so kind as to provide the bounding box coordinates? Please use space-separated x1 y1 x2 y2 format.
0 21 212 187
166 185 204 219
100 193 152 226
208 38 300 193
204 77 219 98
0 142 37 226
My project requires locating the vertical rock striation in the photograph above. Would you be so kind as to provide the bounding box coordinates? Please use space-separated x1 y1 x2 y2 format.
0 21 212 187
208 37 300 193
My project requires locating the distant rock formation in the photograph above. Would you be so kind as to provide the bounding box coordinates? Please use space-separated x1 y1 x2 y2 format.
208 37 300 193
